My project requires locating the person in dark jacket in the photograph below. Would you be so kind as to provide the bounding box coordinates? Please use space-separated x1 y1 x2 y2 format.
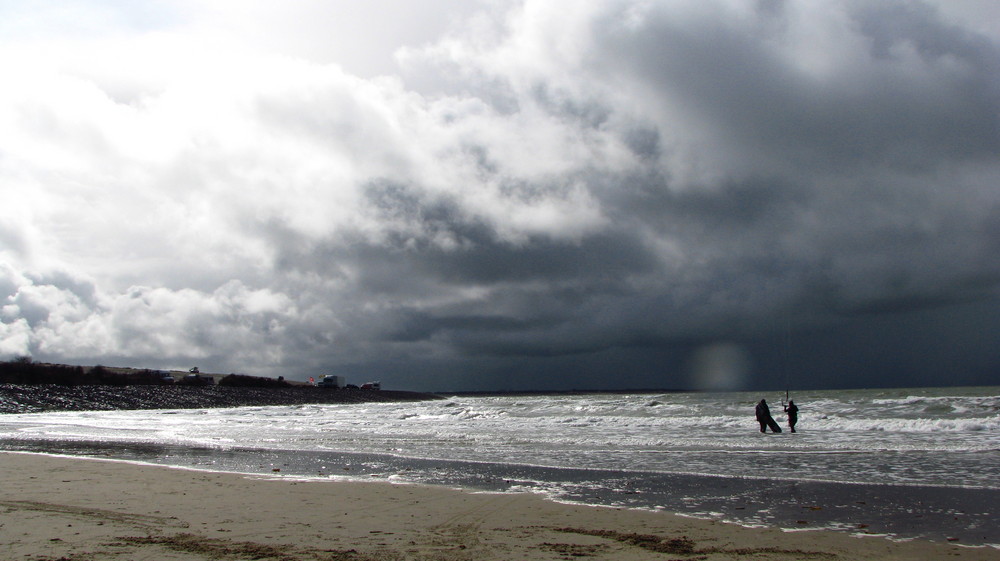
755 399 779 433
783 400 798 433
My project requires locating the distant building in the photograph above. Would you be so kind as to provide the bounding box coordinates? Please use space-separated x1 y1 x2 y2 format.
319 375 346 388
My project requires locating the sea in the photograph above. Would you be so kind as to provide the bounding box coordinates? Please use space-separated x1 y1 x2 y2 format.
1 386 998 547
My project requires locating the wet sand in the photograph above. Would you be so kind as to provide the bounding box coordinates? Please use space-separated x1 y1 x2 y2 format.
1 452 997 561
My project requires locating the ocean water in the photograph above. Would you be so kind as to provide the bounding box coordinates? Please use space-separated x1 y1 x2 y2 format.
2 386 998 546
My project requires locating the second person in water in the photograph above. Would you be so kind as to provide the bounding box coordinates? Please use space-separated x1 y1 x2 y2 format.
784 400 798 433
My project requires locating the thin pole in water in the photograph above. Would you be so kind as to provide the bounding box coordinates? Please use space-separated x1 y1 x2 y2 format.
782 312 791 405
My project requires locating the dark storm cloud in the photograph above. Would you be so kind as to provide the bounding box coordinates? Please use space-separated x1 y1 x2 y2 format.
589 0 1000 170
345 0 999 388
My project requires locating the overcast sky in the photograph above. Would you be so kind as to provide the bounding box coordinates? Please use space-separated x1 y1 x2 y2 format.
2 0 999 391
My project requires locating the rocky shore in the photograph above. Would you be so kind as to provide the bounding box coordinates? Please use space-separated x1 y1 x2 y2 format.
0 384 442 414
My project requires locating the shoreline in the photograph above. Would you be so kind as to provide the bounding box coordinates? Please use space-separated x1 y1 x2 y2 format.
2 452 999 561
0 383 441 414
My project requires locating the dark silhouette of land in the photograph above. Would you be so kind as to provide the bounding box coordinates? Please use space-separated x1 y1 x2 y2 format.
0 359 440 414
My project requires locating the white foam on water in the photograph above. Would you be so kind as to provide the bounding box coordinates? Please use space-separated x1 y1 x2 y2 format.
1 386 998 489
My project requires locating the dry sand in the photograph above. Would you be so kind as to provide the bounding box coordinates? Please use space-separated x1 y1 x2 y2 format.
1 452 997 561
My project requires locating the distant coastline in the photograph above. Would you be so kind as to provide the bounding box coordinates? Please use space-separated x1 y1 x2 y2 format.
0 384 442 414
0 358 442 413
0 360 694 414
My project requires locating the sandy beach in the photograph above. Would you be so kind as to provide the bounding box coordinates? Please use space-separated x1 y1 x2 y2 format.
1 452 997 561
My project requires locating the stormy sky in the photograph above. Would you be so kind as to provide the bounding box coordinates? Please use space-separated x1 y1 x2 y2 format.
2 0 999 391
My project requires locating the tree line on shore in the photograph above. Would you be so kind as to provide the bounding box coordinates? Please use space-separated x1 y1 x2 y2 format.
0 358 290 388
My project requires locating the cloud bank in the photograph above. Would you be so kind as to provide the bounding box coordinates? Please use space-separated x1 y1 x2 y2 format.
2 0 998 390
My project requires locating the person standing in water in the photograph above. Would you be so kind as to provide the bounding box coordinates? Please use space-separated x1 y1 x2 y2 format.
755 399 780 433
784 400 799 433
